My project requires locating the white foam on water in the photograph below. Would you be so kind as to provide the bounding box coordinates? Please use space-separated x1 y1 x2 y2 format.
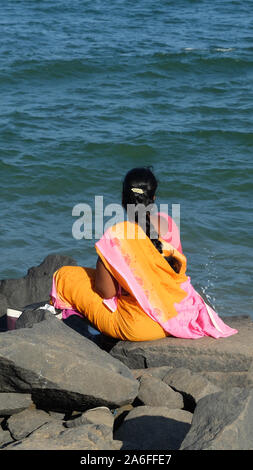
215 47 235 52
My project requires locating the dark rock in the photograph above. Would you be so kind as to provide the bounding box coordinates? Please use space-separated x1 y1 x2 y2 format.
0 316 139 412
7 408 50 440
0 393 32 416
15 305 53 329
180 387 253 450
0 314 7 332
114 405 192 450
16 304 115 351
109 316 253 378
137 375 184 409
0 254 77 317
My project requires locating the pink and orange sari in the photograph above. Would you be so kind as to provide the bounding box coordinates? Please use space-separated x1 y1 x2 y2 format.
95 219 237 339
50 214 237 340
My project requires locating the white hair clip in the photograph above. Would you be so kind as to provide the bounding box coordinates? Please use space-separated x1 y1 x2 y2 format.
131 187 144 194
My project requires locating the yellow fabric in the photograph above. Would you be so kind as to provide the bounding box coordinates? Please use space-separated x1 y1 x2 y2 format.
53 266 168 341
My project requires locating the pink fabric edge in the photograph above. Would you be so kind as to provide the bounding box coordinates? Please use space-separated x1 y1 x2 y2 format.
50 275 83 320
167 278 238 339
157 211 182 253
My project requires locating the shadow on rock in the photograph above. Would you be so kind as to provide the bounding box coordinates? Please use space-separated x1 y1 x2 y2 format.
62 315 118 352
114 409 192 450
15 302 118 353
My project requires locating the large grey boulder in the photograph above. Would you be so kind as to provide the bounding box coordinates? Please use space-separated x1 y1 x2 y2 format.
180 387 253 450
110 316 253 387
0 254 77 317
114 405 192 450
0 316 139 412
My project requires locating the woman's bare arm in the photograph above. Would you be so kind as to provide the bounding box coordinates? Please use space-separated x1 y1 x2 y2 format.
95 256 118 298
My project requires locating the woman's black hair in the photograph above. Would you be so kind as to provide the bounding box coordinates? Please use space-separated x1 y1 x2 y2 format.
122 166 181 274
164 255 182 274
122 166 163 254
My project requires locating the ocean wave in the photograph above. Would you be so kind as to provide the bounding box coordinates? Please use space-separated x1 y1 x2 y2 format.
0 50 252 88
0 58 104 82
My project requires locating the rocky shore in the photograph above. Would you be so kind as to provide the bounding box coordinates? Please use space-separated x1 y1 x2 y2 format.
0 255 253 451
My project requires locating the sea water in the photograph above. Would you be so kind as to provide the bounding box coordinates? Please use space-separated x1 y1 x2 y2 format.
0 0 252 318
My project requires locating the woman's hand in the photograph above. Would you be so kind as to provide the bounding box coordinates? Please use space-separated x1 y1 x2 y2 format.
95 256 118 298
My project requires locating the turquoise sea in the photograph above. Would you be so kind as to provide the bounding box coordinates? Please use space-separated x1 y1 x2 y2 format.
0 0 252 318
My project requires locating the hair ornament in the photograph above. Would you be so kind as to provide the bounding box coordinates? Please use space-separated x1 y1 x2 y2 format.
131 187 144 194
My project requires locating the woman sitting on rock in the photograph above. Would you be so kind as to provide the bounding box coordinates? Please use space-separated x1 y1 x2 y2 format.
50 167 237 341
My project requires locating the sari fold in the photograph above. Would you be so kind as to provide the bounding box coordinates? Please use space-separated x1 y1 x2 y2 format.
50 274 84 320
95 220 237 339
